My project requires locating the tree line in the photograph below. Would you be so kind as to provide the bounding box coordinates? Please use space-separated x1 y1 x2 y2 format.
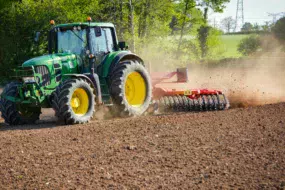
220 16 275 34
0 0 230 82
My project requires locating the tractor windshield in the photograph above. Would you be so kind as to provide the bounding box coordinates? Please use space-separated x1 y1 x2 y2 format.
57 29 87 55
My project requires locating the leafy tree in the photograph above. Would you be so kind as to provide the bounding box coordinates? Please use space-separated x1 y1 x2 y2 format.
237 35 261 56
0 0 20 10
198 26 210 57
241 22 253 32
272 17 285 42
261 21 272 32
174 0 229 56
204 27 223 58
175 0 200 53
197 0 230 21
196 0 229 58
169 16 179 35
220 16 235 33
98 0 174 52
135 0 174 43
253 23 260 32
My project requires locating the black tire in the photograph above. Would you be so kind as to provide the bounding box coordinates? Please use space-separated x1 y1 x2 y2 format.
0 82 41 125
52 78 95 125
109 60 152 116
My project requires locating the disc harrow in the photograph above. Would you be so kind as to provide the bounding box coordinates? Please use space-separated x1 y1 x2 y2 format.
157 94 229 112
150 67 230 113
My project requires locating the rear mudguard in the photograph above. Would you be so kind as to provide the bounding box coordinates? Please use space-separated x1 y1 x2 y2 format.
99 51 144 78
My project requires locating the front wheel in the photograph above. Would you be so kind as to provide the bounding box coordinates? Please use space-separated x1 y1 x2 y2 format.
109 60 152 116
0 82 41 125
52 78 95 125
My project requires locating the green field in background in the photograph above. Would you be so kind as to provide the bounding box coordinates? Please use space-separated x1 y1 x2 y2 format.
166 34 249 60
220 35 249 58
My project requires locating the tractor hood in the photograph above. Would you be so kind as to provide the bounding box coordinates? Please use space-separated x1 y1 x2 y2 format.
22 53 77 67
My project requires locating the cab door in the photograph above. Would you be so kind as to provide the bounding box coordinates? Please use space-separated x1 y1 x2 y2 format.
89 27 115 66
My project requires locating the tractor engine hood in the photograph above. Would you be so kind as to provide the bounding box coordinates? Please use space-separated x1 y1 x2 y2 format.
22 53 78 67
22 53 82 76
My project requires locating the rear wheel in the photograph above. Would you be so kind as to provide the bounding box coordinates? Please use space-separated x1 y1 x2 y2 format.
110 60 152 116
52 78 95 124
0 82 41 125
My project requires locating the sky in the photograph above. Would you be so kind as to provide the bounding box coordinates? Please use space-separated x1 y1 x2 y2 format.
210 0 285 30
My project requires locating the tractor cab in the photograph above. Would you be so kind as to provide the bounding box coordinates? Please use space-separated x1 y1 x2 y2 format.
48 20 119 72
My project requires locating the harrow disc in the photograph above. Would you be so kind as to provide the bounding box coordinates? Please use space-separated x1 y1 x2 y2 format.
158 94 230 113
207 95 214 110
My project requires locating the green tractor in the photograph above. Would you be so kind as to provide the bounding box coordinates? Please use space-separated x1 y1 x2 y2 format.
0 18 152 125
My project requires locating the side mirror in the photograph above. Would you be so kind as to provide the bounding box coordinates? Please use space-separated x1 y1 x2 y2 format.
94 26 102 37
34 32 41 43
118 41 128 50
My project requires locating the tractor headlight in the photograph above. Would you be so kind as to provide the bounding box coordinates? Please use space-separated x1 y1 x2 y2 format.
23 77 36 83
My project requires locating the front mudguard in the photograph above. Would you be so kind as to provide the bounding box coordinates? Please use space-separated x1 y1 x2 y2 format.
1 83 42 105
1 94 38 104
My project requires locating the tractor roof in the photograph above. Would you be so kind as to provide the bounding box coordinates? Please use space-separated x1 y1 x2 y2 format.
55 22 115 28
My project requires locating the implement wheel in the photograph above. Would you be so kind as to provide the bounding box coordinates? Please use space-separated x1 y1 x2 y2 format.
0 82 41 125
52 78 95 124
110 60 152 116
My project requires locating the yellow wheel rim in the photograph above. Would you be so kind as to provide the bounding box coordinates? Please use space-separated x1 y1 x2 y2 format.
125 71 146 107
70 88 89 116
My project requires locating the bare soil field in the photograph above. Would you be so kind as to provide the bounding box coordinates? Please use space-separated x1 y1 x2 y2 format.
0 54 284 189
0 103 284 189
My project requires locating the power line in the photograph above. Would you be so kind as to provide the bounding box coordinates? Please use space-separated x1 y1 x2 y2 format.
268 12 285 24
234 0 244 32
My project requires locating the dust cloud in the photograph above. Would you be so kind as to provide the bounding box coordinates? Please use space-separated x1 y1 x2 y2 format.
143 43 285 108
188 53 285 108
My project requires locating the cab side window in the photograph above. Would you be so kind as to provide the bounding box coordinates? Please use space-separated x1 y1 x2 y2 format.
89 27 115 54
103 28 115 52
89 28 107 54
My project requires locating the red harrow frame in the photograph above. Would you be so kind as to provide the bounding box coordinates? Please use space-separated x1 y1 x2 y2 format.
151 68 230 112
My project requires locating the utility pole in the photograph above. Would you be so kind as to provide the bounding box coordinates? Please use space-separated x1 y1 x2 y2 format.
234 0 244 32
268 12 285 24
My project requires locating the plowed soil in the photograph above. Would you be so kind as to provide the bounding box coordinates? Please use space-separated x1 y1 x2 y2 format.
0 103 284 189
